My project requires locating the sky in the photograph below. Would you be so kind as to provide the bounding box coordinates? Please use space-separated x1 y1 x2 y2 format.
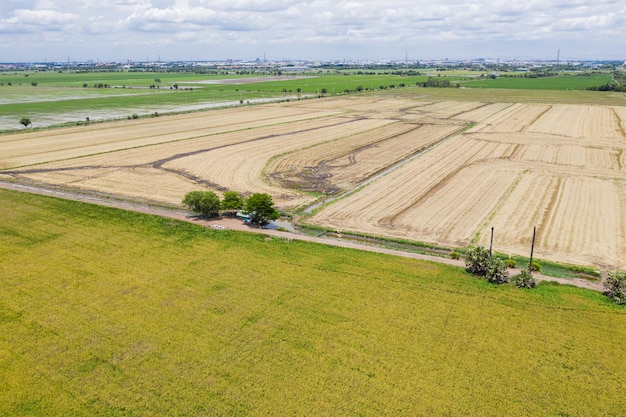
1 0 625 63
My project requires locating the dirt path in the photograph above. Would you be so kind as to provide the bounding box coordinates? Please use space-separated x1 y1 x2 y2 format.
0 180 603 292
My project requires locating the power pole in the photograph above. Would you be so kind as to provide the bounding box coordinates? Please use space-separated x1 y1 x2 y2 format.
528 226 536 273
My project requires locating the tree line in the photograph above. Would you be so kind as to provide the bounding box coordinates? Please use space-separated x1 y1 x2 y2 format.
182 190 279 226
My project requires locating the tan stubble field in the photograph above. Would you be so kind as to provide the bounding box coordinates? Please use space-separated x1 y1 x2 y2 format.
1 94 625 269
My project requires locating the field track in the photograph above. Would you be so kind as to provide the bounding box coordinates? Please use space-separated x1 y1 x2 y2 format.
0 181 601 291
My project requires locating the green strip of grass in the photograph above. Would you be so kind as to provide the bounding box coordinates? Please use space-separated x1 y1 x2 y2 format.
1 188 625 416
460 74 614 90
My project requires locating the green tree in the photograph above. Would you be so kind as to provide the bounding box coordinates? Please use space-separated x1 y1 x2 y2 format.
220 191 244 214
465 246 490 276
485 257 509 284
182 191 221 219
244 193 280 226
604 271 626 304
19 117 31 128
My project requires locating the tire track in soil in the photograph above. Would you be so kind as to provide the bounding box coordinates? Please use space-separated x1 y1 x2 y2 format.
4 117 363 193
612 108 626 138
269 123 423 193
381 139 501 228
520 105 552 133
535 176 563 251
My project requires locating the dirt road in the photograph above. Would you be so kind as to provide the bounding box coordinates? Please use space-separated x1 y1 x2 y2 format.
0 180 603 292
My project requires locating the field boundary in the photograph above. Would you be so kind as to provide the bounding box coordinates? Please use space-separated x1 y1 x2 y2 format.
0 179 603 292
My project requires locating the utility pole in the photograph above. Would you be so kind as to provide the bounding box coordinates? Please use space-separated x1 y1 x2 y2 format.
528 226 536 273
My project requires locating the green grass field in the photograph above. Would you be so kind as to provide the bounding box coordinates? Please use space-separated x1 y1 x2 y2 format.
0 71 426 130
1 189 625 416
460 73 614 90
2 69 625 131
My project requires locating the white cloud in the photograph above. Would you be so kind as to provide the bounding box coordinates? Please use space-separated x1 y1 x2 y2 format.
12 8 76 24
1 0 625 61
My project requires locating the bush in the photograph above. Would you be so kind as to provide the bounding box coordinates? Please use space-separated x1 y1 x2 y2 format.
528 261 541 272
512 270 536 288
505 259 517 268
449 251 461 260
465 246 490 276
19 117 31 128
486 257 509 284
604 271 626 305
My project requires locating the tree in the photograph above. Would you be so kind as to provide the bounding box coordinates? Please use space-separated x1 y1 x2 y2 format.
244 193 280 226
182 191 221 219
220 191 244 214
604 271 626 304
465 246 490 276
485 257 509 284
19 117 31 128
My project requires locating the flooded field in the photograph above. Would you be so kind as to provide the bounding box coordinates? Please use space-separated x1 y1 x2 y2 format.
0 95 301 131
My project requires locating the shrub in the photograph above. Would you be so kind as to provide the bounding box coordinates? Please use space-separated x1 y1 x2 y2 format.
604 271 626 305
512 270 536 288
465 246 490 276
19 117 32 128
505 259 517 269
449 251 461 260
528 261 541 272
486 257 509 284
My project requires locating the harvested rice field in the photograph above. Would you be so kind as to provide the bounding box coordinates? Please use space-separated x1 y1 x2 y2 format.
2 94 626 269
308 99 626 270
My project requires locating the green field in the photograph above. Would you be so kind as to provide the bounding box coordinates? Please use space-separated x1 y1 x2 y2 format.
1 189 625 416
3 69 625 131
0 71 426 130
460 73 614 90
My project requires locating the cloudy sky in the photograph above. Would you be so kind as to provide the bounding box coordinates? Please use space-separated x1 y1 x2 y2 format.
1 0 625 62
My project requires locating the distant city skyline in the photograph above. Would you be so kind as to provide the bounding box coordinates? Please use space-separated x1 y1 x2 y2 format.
1 0 625 63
